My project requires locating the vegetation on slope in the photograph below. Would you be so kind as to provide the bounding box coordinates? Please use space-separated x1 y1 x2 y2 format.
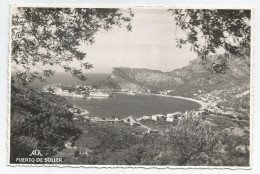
10 86 81 163
62 117 249 166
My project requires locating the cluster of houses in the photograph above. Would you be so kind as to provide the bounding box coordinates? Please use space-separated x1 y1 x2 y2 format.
192 87 248 119
70 106 210 126
43 84 111 98
137 109 209 122
63 108 211 152
114 89 175 96
64 141 92 156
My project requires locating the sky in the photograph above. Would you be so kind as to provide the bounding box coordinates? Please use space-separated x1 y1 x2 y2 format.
77 8 198 73
12 8 202 74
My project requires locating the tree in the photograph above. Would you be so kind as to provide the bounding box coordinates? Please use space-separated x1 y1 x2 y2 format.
166 117 220 165
11 7 133 85
169 9 251 74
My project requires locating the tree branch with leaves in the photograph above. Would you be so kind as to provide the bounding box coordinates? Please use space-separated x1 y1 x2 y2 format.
11 7 134 86
169 9 251 74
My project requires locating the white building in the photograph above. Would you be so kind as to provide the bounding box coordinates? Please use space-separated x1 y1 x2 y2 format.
141 116 151 120
64 142 72 149
166 112 182 122
166 114 174 122
151 114 165 121
151 115 159 121
83 115 90 122
90 117 99 122
64 142 77 149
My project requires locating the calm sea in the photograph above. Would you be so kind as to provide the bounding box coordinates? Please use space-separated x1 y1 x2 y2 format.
30 72 110 90
30 72 200 118
66 94 201 118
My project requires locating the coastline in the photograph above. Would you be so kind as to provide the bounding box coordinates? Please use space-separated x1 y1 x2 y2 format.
160 95 207 109
141 93 207 109
68 92 206 120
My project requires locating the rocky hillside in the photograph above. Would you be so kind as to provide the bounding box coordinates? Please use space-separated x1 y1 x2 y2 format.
96 67 184 92
97 53 250 97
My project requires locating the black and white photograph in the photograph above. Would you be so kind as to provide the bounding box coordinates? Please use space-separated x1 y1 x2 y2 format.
8 6 252 168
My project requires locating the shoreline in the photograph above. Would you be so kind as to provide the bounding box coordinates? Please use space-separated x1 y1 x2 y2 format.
68 92 206 119
139 93 207 109
157 94 207 109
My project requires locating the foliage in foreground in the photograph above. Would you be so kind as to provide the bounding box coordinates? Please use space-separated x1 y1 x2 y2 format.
64 117 249 166
11 7 133 85
10 86 81 163
166 117 221 165
170 9 251 74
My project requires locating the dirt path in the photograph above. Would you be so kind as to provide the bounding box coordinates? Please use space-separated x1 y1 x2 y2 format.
139 123 164 135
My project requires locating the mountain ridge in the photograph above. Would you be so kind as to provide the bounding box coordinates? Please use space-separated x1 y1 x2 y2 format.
96 54 250 97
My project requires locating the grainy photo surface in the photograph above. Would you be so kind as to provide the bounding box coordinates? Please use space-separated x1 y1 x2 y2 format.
8 6 252 168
